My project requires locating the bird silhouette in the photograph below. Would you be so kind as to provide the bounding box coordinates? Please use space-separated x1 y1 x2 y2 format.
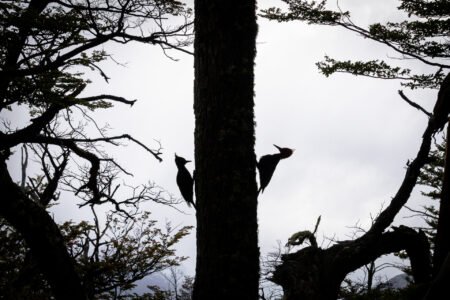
257 145 294 194
175 153 195 208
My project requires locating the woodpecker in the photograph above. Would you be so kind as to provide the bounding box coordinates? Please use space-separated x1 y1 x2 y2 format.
175 154 195 208
257 145 294 194
432 72 450 133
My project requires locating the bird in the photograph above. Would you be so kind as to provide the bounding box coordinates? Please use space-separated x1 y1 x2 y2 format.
257 145 294 194
175 153 196 208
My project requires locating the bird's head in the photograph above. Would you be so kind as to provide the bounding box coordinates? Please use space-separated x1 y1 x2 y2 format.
274 144 295 159
175 153 191 166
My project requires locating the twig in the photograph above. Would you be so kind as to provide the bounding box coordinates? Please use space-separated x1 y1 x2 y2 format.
69 134 163 162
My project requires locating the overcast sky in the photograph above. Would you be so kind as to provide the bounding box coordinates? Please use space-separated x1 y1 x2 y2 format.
6 0 443 287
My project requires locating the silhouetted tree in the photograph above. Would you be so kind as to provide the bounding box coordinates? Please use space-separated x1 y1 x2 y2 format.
0 0 192 298
415 139 446 242
432 124 450 277
0 210 191 299
192 0 259 299
260 1 450 299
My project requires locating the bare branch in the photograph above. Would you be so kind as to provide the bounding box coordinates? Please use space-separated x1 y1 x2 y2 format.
336 21 450 69
39 149 70 206
69 134 163 162
367 117 434 235
78 95 137 106
398 90 432 117
20 145 28 189
404 205 439 221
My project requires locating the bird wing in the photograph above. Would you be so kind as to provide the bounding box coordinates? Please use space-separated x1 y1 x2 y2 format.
257 154 280 193
177 168 194 205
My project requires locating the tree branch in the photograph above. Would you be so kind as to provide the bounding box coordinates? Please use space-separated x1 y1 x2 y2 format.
39 149 70 206
398 90 432 117
68 134 163 162
78 95 137 106
0 158 88 299
367 117 433 235
0 105 62 149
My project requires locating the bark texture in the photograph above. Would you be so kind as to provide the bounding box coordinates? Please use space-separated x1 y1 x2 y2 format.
432 122 450 276
193 1 259 299
424 253 450 300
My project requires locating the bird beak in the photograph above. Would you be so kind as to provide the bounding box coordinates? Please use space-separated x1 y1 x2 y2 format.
273 144 282 151
186 160 191 163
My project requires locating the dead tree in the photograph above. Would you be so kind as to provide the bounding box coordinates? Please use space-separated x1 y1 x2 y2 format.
271 75 450 300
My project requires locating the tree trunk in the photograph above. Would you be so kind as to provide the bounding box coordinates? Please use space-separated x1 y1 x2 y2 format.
272 226 431 300
432 122 450 276
0 159 88 300
192 1 259 300
424 253 450 300
366 261 375 292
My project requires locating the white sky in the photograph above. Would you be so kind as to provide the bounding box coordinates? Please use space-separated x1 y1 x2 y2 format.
5 0 443 288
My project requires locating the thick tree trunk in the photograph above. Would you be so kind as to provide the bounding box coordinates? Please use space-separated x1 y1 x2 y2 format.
272 226 431 300
0 159 88 300
432 122 450 276
192 1 259 300
424 253 450 300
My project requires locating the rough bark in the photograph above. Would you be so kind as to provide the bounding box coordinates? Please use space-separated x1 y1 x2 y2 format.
0 158 88 300
192 1 259 300
424 253 450 300
432 122 450 276
272 226 431 300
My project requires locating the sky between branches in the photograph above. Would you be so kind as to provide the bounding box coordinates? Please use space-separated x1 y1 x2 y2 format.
6 0 441 281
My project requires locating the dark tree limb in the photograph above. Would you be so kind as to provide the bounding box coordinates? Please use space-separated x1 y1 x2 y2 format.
78 95 137 106
398 90 432 117
270 73 450 300
28 134 162 204
0 105 62 149
424 253 450 300
20 145 28 189
69 134 163 162
39 148 70 206
367 122 433 235
0 159 88 300
272 226 431 300
431 121 450 276
367 87 449 235
367 73 450 236
0 0 52 104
